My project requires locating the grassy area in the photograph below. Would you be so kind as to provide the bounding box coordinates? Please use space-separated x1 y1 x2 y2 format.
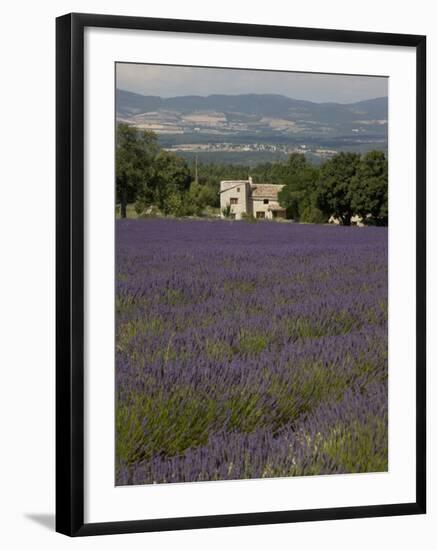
116 204 221 220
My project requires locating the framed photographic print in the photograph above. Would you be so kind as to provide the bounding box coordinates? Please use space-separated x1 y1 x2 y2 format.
56 12 426 536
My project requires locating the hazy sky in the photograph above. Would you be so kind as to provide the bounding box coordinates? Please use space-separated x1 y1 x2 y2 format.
116 63 388 104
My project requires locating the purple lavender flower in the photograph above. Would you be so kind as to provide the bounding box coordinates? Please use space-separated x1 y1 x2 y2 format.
115 219 388 485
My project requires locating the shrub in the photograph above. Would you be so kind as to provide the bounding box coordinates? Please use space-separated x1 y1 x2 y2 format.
241 212 257 223
222 204 232 218
134 198 147 216
300 206 326 224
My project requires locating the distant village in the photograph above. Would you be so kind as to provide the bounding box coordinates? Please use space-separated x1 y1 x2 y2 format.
165 142 339 161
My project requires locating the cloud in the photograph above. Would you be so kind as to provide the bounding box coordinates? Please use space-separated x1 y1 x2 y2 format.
116 63 388 104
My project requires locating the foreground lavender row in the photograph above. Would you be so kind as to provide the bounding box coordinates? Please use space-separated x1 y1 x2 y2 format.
115 219 388 485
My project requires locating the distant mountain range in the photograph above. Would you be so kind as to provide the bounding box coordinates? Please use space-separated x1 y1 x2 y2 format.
116 89 387 121
116 89 388 165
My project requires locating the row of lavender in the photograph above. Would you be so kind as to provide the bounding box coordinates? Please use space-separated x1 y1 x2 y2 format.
116 219 388 485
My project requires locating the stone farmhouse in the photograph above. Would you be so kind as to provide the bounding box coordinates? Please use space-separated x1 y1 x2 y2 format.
220 177 286 220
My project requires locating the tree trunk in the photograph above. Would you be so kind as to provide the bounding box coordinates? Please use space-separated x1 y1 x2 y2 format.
342 213 351 226
121 189 127 218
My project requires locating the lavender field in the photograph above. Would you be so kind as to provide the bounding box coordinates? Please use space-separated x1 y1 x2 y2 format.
115 219 388 485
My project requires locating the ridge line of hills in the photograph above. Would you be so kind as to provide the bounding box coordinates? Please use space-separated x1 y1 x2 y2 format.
116 88 388 120
115 88 388 164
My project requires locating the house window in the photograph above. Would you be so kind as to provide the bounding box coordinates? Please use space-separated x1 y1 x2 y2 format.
230 198 238 205
256 211 265 219
263 199 269 204
237 187 240 192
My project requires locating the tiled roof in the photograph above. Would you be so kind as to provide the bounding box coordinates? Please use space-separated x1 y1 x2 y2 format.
250 183 284 199
268 203 286 211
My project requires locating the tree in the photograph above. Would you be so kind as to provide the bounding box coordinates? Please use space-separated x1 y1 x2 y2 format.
116 123 158 218
162 191 185 217
316 152 361 225
183 180 212 216
300 206 326 224
350 151 388 225
151 151 192 214
278 155 319 221
285 153 308 177
222 204 231 218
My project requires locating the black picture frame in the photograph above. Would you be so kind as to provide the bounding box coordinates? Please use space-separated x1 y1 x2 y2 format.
56 12 426 537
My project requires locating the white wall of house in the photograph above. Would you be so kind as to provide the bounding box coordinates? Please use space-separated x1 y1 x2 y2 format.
252 199 284 219
220 180 251 219
220 179 286 220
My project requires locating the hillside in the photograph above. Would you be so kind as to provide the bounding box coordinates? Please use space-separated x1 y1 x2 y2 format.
116 89 388 164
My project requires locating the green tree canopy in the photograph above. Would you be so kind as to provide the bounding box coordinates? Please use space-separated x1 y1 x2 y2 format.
151 150 192 214
115 125 388 225
278 155 320 221
350 151 388 225
116 123 158 217
316 152 362 225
